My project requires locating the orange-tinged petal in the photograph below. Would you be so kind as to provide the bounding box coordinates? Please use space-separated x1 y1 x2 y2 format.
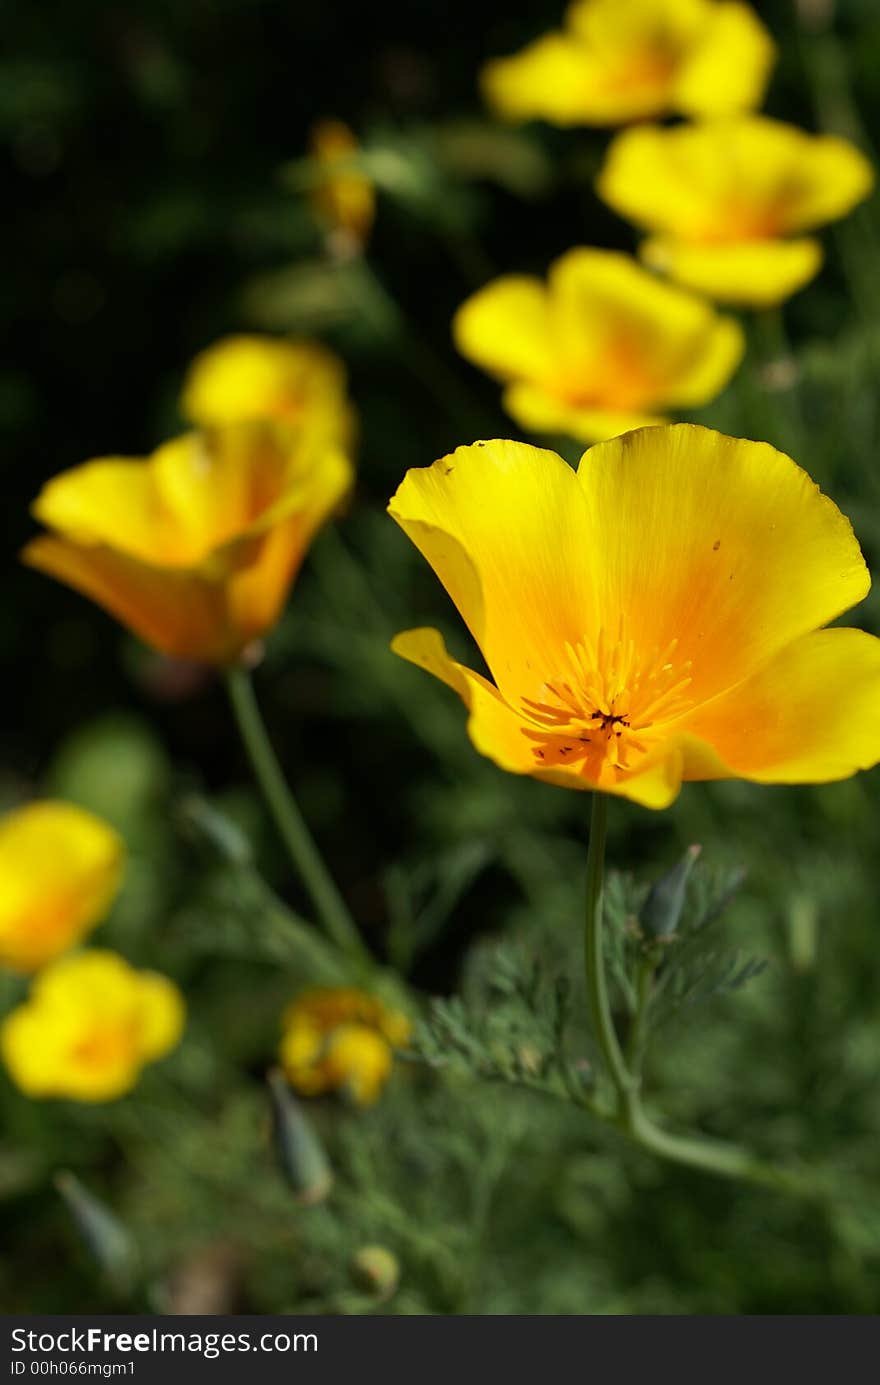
684 628 880 783
0 802 124 973
481 33 611 126
181 335 352 439
674 2 775 116
503 383 663 442
22 534 234 663
641 235 823 306
453 276 553 382
576 425 870 705
388 441 597 699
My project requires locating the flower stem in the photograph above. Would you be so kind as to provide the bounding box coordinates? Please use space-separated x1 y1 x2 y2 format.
583 795 821 1197
225 665 371 966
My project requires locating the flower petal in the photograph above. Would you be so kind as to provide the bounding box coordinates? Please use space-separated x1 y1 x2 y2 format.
503 383 663 443
181 334 351 436
22 535 234 662
480 34 615 126
136 971 186 1060
388 441 596 697
453 276 553 382
641 235 823 306
576 424 870 705
675 2 775 116
684 628 880 783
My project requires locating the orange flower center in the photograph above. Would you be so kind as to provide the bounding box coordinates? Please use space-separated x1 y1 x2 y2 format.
521 628 694 778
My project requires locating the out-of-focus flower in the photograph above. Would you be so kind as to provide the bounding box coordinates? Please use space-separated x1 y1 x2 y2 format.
181 334 355 449
308 119 375 249
482 0 774 127
279 987 411 1106
453 249 742 442
1 950 184 1101
23 422 353 665
598 117 874 306
0 802 124 974
389 425 880 809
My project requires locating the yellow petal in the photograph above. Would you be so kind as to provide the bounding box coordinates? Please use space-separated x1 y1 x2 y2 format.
309 120 375 244
599 118 873 246
388 441 597 698
481 34 607 126
0 802 124 974
453 276 553 382
181 335 352 441
22 534 235 663
546 248 744 407
503 384 664 442
674 2 775 116
135 971 186 1060
684 628 880 783
576 424 870 705
391 627 708 808
641 235 823 306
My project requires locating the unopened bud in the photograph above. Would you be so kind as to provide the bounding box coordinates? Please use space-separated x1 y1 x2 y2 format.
267 1069 333 1205
54 1171 136 1290
639 844 701 940
350 1245 400 1300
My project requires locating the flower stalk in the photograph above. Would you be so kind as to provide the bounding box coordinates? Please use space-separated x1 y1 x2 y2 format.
582 795 822 1197
225 664 371 967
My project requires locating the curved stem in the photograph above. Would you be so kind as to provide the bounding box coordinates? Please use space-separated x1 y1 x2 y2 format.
225 665 371 966
584 793 631 1106
582 795 820 1196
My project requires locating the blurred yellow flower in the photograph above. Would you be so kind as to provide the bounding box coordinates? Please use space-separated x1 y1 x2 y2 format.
280 987 411 1106
453 249 743 442
1 950 184 1101
23 422 353 665
309 119 375 248
181 334 355 448
598 117 874 306
482 0 774 127
389 425 880 809
0 802 124 974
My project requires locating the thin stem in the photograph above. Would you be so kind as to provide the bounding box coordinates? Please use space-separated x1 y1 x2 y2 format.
625 958 655 1082
583 793 631 1106
225 665 371 966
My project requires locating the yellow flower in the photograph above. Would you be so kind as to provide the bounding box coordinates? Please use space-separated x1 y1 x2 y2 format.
453 249 743 443
1 950 184 1101
389 425 880 810
482 0 774 127
22 422 353 665
280 987 411 1107
598 117 874 306
309 119 375 247
181 334 355 448
0 802 124 974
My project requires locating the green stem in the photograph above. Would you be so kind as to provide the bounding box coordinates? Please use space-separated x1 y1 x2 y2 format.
225 665 371 966
584 794 631 1105
582 795 821 1197
625 958 655 1081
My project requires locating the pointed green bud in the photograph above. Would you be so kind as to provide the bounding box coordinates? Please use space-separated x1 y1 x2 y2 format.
267 1069 333 1205
178 794 253 866
639 844 701 940
350 1245 400 1301
54 1171 136 1290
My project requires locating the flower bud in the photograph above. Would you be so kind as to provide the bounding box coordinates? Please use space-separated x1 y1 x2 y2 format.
350 1245 400 1300
267 1068 333 1205
639 844 701 940
54 1171 136 1290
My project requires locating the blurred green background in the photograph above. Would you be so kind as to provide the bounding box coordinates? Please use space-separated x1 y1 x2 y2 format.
3 0 880 1314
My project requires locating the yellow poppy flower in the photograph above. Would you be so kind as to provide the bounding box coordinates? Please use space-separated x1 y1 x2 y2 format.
598 117 874 306
181 334 355 448
280 987 411 1106
309 119 375 247
1 950 184 1101
453 250 743 443
22 422 353 665
389 426 880 810
482 0 774 127
0 802 124 974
